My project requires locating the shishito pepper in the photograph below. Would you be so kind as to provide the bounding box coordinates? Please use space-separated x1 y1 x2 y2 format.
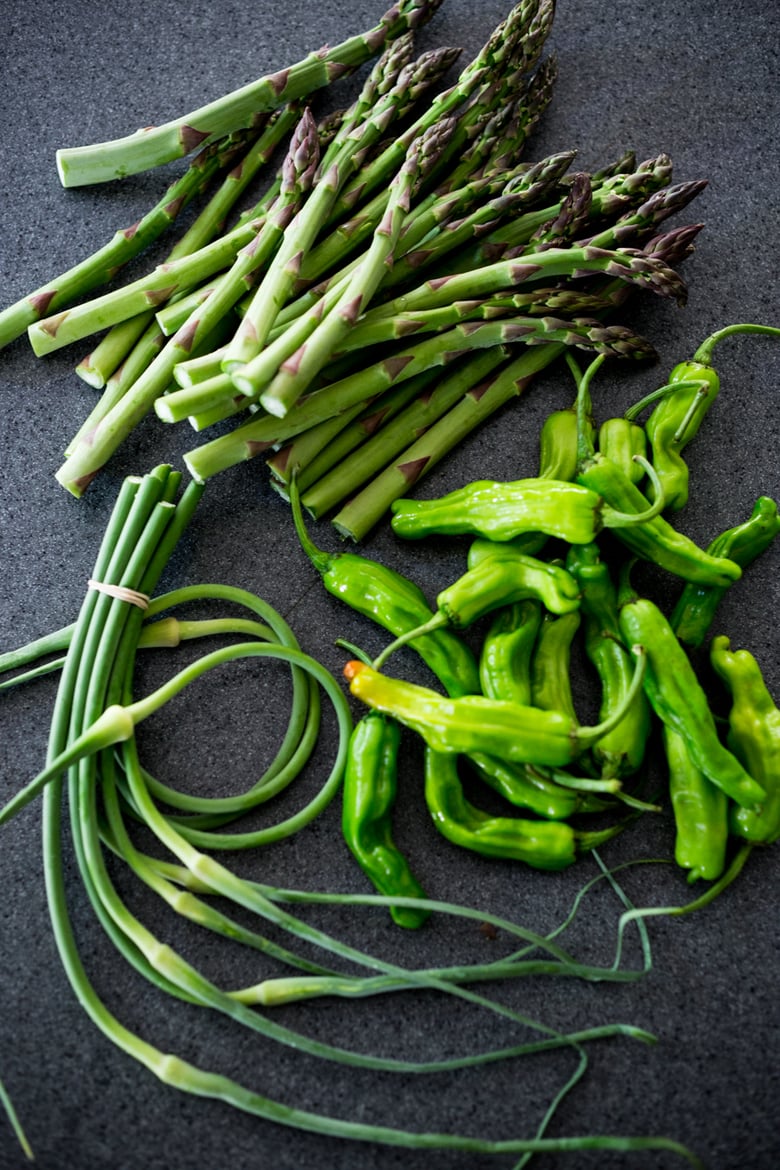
664 724 729 882
343 650 647 769
628 323 780 512
616 583 765 809
565 542 650 778
290 476 480 697
530 610 582 723
341 712 429 929
423 748 618 871
710 636 780 845
671 497 780 647
372 545 580 670
597 416 648 485
479 598 542 705
390 468 742 589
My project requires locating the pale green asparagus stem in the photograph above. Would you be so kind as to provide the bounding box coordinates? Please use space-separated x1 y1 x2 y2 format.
55 0 446 186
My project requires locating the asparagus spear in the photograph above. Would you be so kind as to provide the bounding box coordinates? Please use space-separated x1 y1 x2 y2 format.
54 0 446 186
220 44 462 377
53 112 322 497
74 105 302 388
0 128 258 351
324 0 555 226
242 118 456 415
181 313 656 485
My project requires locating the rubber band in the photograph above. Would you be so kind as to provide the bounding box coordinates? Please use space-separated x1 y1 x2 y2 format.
88 579 150 610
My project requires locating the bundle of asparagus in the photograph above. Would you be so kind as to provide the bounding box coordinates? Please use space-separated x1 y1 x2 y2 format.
1 0 706 529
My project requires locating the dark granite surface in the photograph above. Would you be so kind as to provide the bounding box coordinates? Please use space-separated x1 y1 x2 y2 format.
0 2 778 1168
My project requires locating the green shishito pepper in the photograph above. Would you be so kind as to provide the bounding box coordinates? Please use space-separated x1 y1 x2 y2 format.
424 748 618 871
628 323 780 512
343 649 647 769
530 610 582 723
710 636 780 845
575 451 742 587
597 416 647 485
342 712 429 929
663 724 728 883
671 497 780 648
479 598 542 705
290 476 480 698
373 544 580 670
565 542 650 779
390 472 742 589
616 591 765 809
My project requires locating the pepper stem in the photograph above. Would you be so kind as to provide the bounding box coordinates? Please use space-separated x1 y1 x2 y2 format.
692 323 780 366
372 611 449 670
289 470 336 575
575 644 647 750
623 378 707 422
566 351 604 468
671 383 713 446
601 457 667 527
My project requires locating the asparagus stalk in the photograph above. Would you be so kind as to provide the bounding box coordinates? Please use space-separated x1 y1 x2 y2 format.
330 344 563 540
54 0 446 186
301 348 511 516
246 118 456 415
267 370 440 489
54 112 321 495
181 312 656 485
220 44 461 376
74 106 302 388
0 129 257 352
324 0 555 226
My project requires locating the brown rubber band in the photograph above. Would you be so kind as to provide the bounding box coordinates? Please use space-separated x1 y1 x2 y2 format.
87 579 150 610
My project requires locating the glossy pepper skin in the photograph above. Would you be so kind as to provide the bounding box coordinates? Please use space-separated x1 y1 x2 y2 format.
465 752 594 820
664 724 728 882
342 713 430 929
565 542 650 778
710 636 780 845
538 398 595 482
479 598 542 705
437 546 581 628
576 452 742 587
645 360 719 512
390 477 605 545
598 417 648 485
343 659 640 769
291 480 480 697
616 593 765 808
530 611 581 723
671 497 780 648
423 748 617 871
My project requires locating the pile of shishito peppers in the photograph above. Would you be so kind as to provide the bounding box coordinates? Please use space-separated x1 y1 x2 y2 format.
290 321 780 928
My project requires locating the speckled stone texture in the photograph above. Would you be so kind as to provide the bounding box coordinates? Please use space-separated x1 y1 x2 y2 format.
0 2 778 1169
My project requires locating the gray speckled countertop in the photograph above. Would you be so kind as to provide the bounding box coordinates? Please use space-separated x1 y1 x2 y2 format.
0 2 778 1168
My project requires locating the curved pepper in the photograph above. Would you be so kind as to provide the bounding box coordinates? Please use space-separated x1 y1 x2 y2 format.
342 713 429 929
710 636 780 845
664 724 728 882
343 652 647 770
373 547 580 670
598 416 647 485
616 591 765 808
671 497 780 647
423 749 618 871
565 542 650 778
644 361 718 512
390 477 606 545
576 451 742 587
342 713 429 928
530 610 581 723
464 752 599 820
479 598 542 705
291 477 480 697
637 323 780 512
